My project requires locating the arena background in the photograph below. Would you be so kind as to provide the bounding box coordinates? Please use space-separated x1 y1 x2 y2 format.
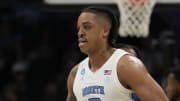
0 0 180 101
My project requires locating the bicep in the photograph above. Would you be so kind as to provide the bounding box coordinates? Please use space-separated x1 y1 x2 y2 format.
118 56 168 101
131 72 165 101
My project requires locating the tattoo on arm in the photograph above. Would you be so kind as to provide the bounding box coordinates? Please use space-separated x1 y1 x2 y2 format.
71 65 78 77
67 95 76 101
67 65 78 101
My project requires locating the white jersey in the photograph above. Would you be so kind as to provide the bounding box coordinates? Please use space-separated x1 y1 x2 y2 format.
73 49 136 101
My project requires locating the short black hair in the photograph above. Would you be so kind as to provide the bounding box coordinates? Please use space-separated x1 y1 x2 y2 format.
81 6 120 46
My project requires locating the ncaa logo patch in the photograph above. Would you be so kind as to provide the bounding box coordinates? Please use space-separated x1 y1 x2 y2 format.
80 68 85 81
81 68 85 75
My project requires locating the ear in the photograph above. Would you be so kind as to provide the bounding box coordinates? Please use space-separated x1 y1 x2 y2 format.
102 24 111 38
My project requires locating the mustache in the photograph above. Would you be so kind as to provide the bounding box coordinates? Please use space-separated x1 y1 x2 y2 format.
78 37 87 42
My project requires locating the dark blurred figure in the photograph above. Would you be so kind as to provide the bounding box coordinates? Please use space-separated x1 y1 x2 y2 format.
166 67 180 101
11 59 29 101
113 43 141 58
42 79 61 101
139 31 176 86
2 84 17 101
1 59 29 101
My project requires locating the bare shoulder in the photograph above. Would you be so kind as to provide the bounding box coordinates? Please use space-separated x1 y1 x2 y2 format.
117 54 148 89
70 64 79 77
118 54 147 74
117 55 169 101
67 64 80 88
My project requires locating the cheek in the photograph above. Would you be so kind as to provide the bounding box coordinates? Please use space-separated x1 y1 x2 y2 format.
87 31 100 39
166 80 177 94
86 27 103 42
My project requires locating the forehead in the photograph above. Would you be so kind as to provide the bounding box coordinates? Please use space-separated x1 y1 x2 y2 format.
77 12 97 24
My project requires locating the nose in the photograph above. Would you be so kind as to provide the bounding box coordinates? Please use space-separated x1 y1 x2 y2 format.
78 28 85 38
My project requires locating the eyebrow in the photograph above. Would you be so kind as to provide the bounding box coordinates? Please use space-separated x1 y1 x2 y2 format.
77 21 92 29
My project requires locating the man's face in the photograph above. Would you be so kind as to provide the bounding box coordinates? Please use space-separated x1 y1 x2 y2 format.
77 12 107 54
166 73 178 100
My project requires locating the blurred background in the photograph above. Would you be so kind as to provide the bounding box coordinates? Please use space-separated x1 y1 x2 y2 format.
0 0 180 101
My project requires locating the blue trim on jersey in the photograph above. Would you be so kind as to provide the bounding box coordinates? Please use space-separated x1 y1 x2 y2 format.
129 93 141 101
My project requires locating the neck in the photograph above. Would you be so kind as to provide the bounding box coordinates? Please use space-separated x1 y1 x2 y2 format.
88 47 116 72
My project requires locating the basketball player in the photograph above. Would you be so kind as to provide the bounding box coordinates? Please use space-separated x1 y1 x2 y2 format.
66 6 169 101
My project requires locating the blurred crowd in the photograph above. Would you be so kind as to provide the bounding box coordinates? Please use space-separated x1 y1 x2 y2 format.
0 0 180 101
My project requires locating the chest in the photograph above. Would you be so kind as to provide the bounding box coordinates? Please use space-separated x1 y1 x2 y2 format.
75 67 118 95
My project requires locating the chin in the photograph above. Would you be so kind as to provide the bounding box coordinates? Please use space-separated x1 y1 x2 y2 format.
79 48 89 55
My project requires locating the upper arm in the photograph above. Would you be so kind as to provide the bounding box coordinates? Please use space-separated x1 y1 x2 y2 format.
118 55 169 101
66 65 79 101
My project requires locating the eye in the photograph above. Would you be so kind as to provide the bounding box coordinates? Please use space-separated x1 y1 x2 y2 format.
83 25 91 30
